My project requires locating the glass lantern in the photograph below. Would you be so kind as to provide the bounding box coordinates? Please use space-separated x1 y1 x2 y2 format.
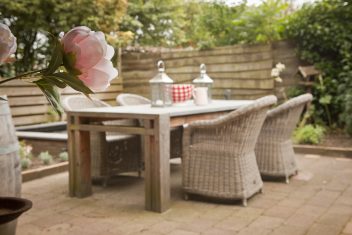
149 60 174 107
192 64 214 103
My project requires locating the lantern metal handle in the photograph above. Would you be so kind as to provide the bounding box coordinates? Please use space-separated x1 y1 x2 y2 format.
200 64 206 74
157 60 165 72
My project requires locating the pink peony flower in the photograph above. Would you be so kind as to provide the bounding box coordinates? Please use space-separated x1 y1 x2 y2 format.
0 23 17 64
61 26 118 92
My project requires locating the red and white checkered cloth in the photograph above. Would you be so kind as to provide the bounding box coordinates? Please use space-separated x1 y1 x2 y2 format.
172 84 194 103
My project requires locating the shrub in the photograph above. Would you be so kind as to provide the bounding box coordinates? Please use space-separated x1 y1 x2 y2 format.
21 158 31 170
285 0 352 134
59 152 68 162
19 141 33 170
38 151 53 165
293 124 325 145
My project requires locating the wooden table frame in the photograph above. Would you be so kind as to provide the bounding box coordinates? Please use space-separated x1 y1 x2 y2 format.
67 100 252 213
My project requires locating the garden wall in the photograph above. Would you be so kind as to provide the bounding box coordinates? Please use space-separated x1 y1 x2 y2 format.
122 40 299 100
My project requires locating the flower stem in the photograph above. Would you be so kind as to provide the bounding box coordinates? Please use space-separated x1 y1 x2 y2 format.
0 69 45 85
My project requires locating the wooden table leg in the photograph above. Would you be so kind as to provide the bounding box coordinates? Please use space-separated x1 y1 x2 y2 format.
68 115 92 198
144 114 171 212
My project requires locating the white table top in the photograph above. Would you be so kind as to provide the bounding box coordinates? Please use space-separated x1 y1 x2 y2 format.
68 100 253 117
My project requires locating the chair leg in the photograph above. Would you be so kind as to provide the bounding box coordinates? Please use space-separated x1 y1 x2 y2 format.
184 193 189 201
285 176 290 184
242 198 247 207
102 177 109 187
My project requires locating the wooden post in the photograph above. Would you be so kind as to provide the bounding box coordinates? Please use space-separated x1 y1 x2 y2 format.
68 114 92 197
144 114 170 212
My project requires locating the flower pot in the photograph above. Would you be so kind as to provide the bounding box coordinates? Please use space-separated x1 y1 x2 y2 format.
0 197 32 235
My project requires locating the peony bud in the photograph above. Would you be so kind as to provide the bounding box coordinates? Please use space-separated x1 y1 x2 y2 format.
61 26 118 92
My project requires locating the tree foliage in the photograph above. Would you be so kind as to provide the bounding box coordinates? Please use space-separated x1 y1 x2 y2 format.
182 1 244 49
285 0 352 134
0 0 127 75
120 0 186 47
232 0 289 44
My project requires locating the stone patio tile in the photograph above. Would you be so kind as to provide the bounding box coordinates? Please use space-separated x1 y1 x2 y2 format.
16 154 352 235
263 205 297 219
200 227 237 235
327 204 352 217
335 196 352 207
316 212 350 229
176 217 218 233
248 215 284 229
284 190 316 200
294 204 327 219
16 223 45 235
214 215 255 232
162 207 203 223
271 225 307 235
31 213 74 229
168 229 200 235
247 196 278 209
277 198 306 208
260 190 288 200
285 213 317 229
149 220 183 234
234 207 264 220
197 205 238 221
306 223 342 235
343 221 352 234
237 226 272 235
306 195 336 208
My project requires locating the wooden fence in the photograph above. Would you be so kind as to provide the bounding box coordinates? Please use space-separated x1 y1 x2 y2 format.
0 41 299 126
0 77 123 126
122 40 299 100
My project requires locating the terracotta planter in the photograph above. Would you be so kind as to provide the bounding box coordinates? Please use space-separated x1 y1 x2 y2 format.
0 197 32 235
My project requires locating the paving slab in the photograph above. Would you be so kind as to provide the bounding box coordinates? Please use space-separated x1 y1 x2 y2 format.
16 154 352 235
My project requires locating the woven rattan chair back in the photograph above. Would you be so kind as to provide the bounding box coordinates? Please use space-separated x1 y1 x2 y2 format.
116 93 150 106
182 95 277 206
62 95 110 111
255 93 313 183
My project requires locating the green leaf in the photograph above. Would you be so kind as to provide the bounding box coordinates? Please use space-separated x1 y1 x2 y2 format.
319 95 332 105
34 78 63 116
51 72 93 95
43 75 67 88
43 34 63 75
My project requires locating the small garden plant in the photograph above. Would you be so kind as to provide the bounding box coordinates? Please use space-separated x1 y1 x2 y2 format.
19 141 33 170
59 152 68 162
38 151 53 165
293 124 325 145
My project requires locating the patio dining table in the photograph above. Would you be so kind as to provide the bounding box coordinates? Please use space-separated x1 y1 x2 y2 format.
67 99 253 213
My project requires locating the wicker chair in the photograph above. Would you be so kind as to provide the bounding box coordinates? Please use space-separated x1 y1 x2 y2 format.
116 93 183 159
182 95 277 206
61 95 142 185
255 93 313 183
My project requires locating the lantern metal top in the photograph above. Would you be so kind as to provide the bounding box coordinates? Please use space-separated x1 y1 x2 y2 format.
149 60 174 84
192 64 213 84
